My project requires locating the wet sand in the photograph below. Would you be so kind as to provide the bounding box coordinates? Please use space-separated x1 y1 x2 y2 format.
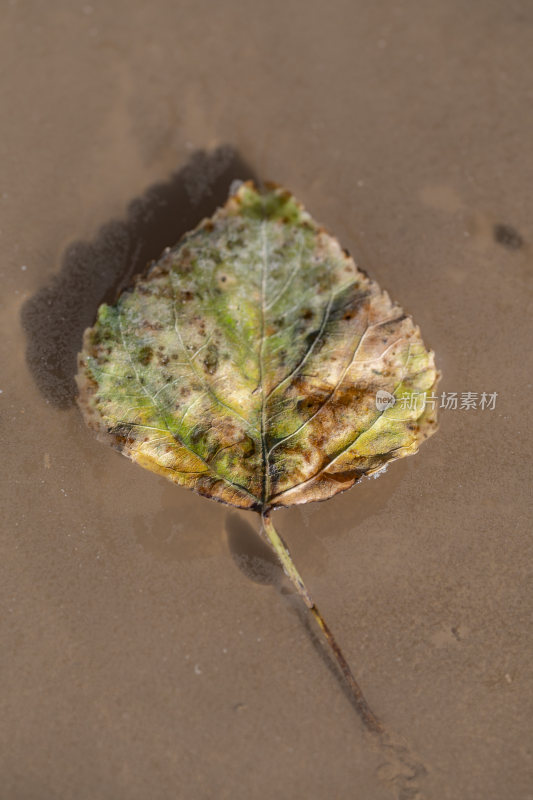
1 1 533 798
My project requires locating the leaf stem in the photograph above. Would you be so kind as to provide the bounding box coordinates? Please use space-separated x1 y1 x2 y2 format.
261 511 384 736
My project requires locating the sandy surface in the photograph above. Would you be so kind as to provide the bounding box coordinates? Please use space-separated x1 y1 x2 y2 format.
1 1 532 798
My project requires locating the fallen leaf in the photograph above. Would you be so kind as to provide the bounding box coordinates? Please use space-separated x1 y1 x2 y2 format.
77 181 438 744
77 181 437 511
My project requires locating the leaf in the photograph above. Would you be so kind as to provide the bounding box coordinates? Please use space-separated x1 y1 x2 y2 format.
76 181 439 765
77 181 438 514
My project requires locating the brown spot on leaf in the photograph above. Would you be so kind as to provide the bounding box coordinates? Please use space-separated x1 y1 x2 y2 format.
323 470 359 485
108 422 134 444
138 346 153 366
203 344 219 375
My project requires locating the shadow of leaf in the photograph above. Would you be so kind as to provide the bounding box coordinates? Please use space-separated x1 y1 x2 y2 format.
225 511 282 587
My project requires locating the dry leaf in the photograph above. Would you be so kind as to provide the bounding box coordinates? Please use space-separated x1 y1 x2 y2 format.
77 181 439 754
77 181 437 513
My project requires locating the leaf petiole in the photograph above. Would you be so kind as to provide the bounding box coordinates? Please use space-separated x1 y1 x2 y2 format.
260 511 383 736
